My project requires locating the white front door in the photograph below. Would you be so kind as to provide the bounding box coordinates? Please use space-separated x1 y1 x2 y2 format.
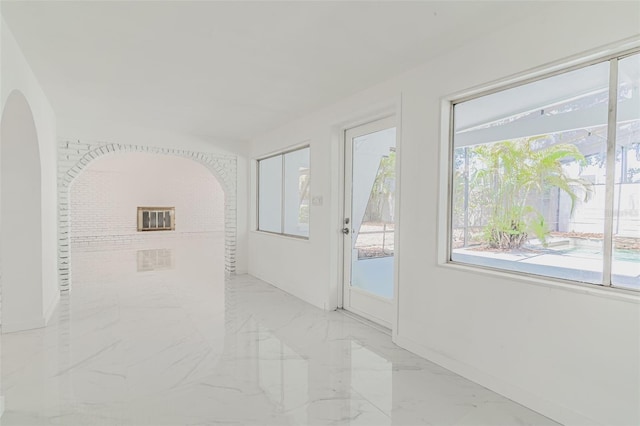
342 116 396 328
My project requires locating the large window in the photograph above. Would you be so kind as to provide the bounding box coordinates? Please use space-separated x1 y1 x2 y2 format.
258 146 310 238
449 51 639 291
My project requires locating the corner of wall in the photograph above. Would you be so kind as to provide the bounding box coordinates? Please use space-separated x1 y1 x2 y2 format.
43 286 60 325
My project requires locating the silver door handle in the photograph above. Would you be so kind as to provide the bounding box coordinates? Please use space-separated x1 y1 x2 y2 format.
342 227 350 235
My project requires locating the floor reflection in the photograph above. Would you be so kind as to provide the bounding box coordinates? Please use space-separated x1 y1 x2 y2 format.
137 248 174 272
1 237 557 425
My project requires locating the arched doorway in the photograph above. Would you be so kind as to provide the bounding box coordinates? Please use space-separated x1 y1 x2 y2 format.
58 143 237 290
69 151 225 249
0 90 44 332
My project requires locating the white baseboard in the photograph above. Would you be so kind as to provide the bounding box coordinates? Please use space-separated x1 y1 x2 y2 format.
393 334 598 426
1 317 46 334
247 272 326 311
1 291 59 334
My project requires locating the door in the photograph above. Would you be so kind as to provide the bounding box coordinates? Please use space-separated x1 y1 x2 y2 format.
343 116 396 328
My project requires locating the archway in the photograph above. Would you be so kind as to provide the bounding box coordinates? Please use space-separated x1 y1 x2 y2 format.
0 90 44 332
58 141 237 290
69 151 225 250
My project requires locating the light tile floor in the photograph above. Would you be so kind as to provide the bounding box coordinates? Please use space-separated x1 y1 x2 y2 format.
1 237 558 425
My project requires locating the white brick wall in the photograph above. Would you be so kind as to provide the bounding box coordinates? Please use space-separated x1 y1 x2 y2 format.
58 140 237 290
70 153 225 242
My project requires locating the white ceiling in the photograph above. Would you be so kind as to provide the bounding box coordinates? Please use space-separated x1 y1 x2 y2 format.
2 1 545 145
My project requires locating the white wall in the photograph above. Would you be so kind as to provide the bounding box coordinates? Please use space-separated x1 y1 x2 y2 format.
70 152 225 245
1 17 59 329
1 91 44 333
248 3 640 426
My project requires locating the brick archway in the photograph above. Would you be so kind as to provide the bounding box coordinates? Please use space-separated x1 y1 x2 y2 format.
58 140 237 291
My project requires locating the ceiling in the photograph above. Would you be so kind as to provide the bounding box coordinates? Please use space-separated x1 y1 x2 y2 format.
2 1 545 146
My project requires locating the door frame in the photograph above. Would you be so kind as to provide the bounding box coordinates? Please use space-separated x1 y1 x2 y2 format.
337 106 402 337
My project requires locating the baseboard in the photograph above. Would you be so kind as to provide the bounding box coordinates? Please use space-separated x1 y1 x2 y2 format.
247 272 326 311
393 334 598 426
1 317 46 334
44 289 60 325
1 291 59 334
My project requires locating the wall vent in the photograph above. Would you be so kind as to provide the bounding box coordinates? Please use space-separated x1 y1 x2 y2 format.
137 207 175 231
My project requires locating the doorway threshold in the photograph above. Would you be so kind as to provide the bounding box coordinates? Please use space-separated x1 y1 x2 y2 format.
337 308 391 336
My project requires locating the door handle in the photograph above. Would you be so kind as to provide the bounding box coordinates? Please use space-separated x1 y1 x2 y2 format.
342 227 350 235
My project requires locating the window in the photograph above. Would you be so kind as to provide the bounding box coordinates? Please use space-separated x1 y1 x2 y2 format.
257 146 310 238
449 51 639 291
137 207 175 231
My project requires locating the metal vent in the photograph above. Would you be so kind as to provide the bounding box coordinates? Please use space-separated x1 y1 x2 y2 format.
137 207 175 231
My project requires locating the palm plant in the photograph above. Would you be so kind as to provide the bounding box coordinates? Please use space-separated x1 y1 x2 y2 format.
471 138 592 249
365 152 396 222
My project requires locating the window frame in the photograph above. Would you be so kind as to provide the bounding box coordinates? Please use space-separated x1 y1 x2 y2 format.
439 42 640 293
256 144 310 239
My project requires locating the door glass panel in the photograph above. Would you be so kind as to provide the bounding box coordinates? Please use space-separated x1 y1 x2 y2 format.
351 127 396 299
612 53 640 290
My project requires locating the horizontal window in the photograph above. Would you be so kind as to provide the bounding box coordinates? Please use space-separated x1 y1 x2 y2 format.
449 51 639 291
257 146 310 238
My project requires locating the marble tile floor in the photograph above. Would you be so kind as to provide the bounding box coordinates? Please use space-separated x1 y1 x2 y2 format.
1 238 559 425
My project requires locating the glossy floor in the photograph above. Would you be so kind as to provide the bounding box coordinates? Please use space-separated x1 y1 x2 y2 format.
1 237 557 425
